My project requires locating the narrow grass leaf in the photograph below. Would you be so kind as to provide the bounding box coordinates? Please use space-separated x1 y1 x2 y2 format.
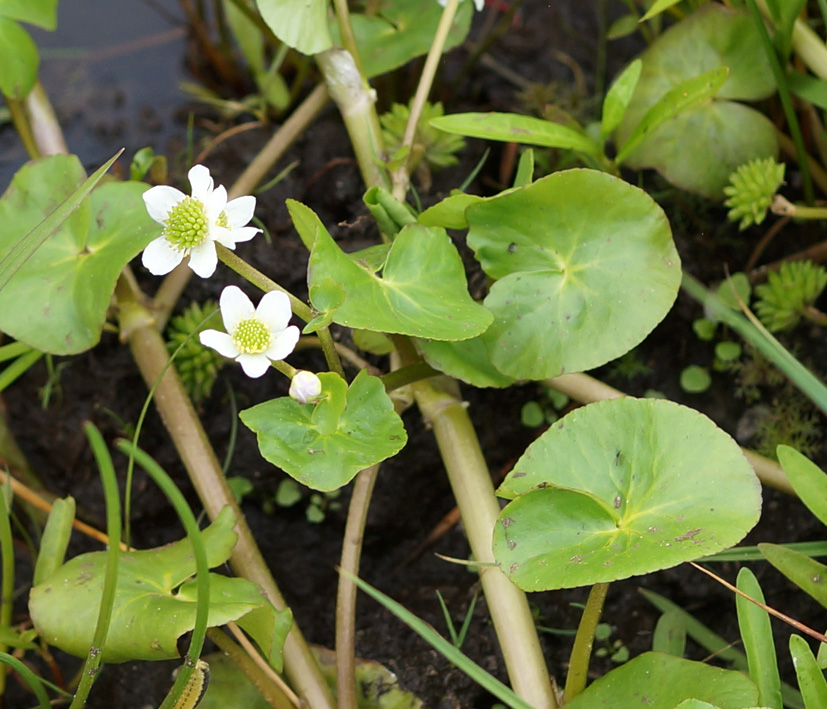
342 571 533 709
736 568 782 708
790 634 827 708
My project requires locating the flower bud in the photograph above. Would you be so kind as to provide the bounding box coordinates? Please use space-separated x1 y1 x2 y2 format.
289 371 323 404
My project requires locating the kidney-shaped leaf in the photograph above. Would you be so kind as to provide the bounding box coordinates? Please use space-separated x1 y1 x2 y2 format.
467 169 680 380
289 200 491 341
613 4 777 198
565 652 758 708
493 398 761 591
0 155 157 354
256 0 332 55
29 507 291 666
240 370 407 492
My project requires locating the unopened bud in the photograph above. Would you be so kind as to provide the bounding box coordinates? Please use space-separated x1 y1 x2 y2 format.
289 370 323 404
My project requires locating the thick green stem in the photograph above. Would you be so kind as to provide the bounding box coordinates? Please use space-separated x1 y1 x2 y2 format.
120 299 336 709
409 374 557 708
316 48 388 190
335 464 380 709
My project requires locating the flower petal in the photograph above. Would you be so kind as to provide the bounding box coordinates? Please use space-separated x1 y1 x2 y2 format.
264 325 300 362
205 184 228 223
219 285 255 332
225 225 260 246
474 0 483 10
224 195 256 227
142 185 185 224
256 291 293 332
187 240 218 278
199 330 239 359
237 353 271 378
211 225 239 249
142 236 184 275
188 165 214 202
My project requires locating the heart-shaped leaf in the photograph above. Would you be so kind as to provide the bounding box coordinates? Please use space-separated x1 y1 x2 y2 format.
289 200 492 341
0 155 157 354
493 398 761 591
467 169 680 380
240 370 407 492
29 508 291 667
613 4 777 199
564 652 759 708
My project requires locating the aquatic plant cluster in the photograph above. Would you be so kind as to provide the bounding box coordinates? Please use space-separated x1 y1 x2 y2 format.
0 1 826 708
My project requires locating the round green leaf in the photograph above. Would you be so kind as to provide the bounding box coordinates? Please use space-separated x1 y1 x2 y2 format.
257 0 332 55
291 199 492 341
0 155 157 354
239 370 407 492
614 5 777 199
564 652 759 708
0 18 38 99
467 169 680 380
493 398 761 591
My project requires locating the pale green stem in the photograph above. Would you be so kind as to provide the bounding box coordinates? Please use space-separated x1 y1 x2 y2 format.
206 628 294 709
753 0 827 80
316 48 389 190
6 96 40 160
119 297 336 709
332 0 367 81
335 464 381 709
0 485 13 696
24 82 68 156
151 82 330 331
390 0 461 200
771 194 827 220
409 374 558 709
563 582 610 702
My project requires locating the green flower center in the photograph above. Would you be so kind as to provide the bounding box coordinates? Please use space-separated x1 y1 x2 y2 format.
233 318 271 354
216 211 229 228
163 197 209 252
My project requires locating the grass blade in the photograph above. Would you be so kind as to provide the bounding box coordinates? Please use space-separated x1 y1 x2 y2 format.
736 568 783 708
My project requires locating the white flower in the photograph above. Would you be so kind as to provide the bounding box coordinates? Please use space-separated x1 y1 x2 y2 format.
141 165 260 278
438 0 484 11
199 286 300 378
289 371 323 404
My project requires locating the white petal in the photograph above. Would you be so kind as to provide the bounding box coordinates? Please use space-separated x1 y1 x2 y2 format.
225 225 260 246
199 330 239 359
188 165 214 202
256 291 293 332
187 240 218 278
237 353 271 378
142 185 185 224
205 184 228 223
220 285 255 332
211 225 239 249
264 325 300 362
474 0 483 10
224 195 256 227
142 236 184 275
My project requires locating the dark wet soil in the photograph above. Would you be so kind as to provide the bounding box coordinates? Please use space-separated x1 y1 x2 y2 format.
3 1 826 707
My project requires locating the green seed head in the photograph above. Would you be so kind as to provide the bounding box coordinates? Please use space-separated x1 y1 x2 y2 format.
163 196 209 251
233 318 271 354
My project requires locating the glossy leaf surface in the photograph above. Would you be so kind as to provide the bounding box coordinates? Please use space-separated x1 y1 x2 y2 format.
240 370 407 492
467 169 680 379
0 155 157 354
493 398 760 590
30 508 291 667
565 652 758 708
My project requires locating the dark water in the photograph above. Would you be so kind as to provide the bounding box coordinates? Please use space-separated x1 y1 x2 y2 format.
1 0 189 185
